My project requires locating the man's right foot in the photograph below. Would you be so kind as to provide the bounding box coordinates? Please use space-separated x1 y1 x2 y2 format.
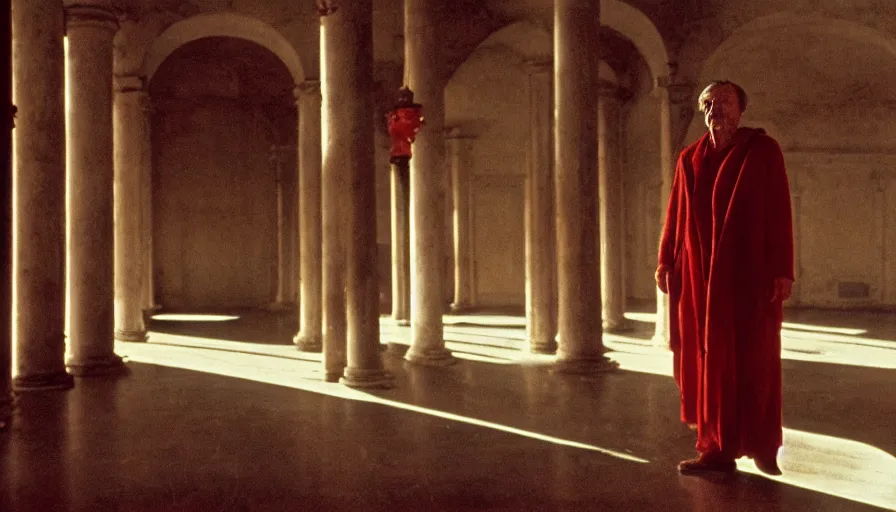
678 452 737 475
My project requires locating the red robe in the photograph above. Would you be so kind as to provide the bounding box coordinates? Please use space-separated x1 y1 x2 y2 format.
387 105 424 161
658 127 794 460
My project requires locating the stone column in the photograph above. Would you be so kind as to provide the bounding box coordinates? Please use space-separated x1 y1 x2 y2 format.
65 5 124 376
525 60 556 353
293 80 323 352
113 75 148 343
598 84 628 332
3 0 20 428
269 147 289 309
140 125 157 314
652 79 673 348
284 148 298 305
320 1 393 389
390 158 410 325
553 0 615 373
446 129 474 312
405 0 455 366
10 0 73 390
320 15 347 382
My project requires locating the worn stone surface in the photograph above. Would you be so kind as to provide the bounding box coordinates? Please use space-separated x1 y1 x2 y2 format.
11 0 71 389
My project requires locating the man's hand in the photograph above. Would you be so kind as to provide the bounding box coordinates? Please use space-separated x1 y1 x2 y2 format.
770 277 793 302
655 266 670 294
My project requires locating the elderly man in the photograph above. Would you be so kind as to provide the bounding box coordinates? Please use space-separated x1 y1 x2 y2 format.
656 80 794 476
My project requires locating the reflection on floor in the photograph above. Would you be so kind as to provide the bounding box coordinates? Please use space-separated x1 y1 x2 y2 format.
1 306 894 511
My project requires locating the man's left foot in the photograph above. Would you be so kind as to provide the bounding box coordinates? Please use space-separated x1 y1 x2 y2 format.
754 457 782 476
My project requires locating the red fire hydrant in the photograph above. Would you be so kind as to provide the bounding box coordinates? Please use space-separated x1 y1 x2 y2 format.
386 87 424 166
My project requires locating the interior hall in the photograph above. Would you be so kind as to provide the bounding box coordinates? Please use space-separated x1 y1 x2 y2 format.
1 0 894 510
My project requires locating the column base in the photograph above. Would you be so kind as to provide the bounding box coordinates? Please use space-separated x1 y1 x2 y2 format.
293 333 323 353
391 315 410 327
267 302 292 312
67 354 127 377
651 332 671 349
13 371 75 392
449 302 472 314
0 393 13 431
324 370 343 383
528 341 558 355
142 304 162 316
603 319 633 333
404 347 457 367
115 329 148 342
340 367 395 389
553 355 619 375
0 395 15 430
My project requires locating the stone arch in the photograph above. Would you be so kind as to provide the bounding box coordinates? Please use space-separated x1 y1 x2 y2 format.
693 12 896 308
468 20 620 85
141 12 305 84
466 1 670 83
689 12 896 148
601 0 669 82
705 12 896 70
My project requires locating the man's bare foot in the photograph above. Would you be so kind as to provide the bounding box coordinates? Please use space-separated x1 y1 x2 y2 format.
678 452 737 475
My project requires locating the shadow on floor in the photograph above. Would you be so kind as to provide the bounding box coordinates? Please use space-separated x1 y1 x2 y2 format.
2 357 890 512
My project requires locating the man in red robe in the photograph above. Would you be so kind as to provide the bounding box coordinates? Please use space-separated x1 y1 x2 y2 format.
656 81 794 476
386 87 424 166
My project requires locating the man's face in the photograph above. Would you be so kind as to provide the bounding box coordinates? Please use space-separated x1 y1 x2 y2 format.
701 85 742 131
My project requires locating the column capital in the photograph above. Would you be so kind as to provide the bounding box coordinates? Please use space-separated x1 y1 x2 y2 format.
598 81 619 99
444 127 476 140
113 74 145 93
525 60 552 76
652 74 694 105
65 5 119 32
294 80 322 103
667 83 695 105
598 82 634 104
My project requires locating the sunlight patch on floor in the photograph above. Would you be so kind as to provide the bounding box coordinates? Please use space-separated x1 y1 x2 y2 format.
740 429 896 511
121 334 646 464
782 322 867 336
151 314 241 323
122 331 894 510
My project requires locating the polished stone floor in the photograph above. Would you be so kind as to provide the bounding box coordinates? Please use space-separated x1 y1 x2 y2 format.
1 305 894 511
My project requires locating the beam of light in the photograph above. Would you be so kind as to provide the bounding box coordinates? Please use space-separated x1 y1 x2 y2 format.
150 314 240 322
782 322 867 336
738 430 896 511
117 334 648 464
623 311 657 323
120 328 895 509
622 314 873 339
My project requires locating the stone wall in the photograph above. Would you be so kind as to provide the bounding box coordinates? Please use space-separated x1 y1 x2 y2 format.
113 0 896 310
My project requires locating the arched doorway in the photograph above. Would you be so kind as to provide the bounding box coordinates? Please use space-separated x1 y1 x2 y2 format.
148 36 297 309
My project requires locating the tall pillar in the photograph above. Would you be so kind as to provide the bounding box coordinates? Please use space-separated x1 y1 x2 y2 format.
598 84 628 332
113 75 148 343
320 12 347 382
10 0 73 390
319 1 392 389
405 0 455 366
140 127 157 314
389 158 410 325
525 60 556 354
553 0 616 373
652 79 673 348
269 146 289 309
3 0 18 428
446 128 474 312
293 80 323 352
65 5 124 376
